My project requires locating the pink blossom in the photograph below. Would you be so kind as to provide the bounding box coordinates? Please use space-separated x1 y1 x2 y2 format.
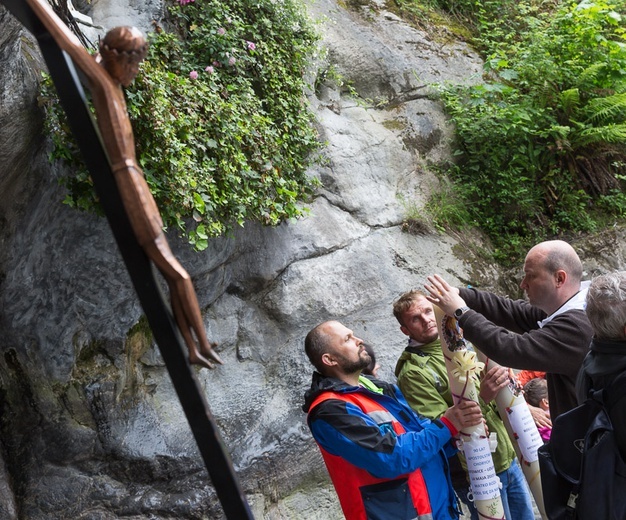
228 56 236 66
212 61 220 67
205 66 215 73
189 70 198 80
217 27 226 36
246 41 256 51
177 0 194 4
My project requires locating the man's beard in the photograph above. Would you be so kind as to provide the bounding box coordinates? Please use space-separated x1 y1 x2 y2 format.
337 352 371 374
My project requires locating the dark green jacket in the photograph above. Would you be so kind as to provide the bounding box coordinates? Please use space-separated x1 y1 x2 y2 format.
395 338 516 475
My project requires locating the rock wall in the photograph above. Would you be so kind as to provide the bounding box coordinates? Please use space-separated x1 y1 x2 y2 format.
0 0 625 519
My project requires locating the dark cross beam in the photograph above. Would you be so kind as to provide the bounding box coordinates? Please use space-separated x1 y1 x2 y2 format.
0 2 254 518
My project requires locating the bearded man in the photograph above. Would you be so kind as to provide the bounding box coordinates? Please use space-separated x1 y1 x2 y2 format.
302 320 483 520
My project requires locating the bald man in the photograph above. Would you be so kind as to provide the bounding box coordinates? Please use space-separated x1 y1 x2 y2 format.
424 240 593 419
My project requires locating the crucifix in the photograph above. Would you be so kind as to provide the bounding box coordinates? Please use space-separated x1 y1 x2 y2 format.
0 0 254 517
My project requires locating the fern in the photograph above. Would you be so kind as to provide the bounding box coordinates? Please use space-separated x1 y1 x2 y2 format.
583 93 626 124
576 63 606 87
433 0 626 265
576 124 626 146
559 88 580 117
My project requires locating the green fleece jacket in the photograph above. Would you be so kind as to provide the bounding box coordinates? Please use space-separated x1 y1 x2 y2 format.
394 338 516 475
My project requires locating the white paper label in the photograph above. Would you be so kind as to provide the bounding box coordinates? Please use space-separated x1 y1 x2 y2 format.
507 403 544 463
464 437 501 500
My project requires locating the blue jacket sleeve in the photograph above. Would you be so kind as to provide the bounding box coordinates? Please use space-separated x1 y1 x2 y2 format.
308 398 453 480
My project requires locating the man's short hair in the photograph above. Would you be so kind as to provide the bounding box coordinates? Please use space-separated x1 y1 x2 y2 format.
305 322 334 373
393 289 427 325
586 271 626 340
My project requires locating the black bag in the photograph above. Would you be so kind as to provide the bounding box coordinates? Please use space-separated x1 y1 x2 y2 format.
538 373 626 520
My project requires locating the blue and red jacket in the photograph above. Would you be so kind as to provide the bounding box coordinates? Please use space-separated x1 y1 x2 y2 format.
303 372 460 520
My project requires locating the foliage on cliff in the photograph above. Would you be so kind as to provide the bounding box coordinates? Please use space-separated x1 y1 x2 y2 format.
41 0 321 250
397 0 626 264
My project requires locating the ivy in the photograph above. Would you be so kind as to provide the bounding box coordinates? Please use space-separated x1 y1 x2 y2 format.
40 0 321 250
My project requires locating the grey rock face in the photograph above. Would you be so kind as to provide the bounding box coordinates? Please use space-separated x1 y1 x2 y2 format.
0 0 624 519
0 7 46 241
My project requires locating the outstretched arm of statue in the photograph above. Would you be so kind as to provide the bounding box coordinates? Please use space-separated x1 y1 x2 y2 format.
148 236 223 369
26 0 109 85
115 166 222 369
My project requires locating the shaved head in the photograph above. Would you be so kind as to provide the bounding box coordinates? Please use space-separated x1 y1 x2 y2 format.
305 321 339 373
304 321 369 379
521 240 584 313
528 240 583 284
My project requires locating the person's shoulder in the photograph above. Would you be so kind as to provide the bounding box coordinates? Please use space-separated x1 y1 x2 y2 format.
396 358 430 379
303 374 353 411
306 391 353 419
560 307 589 316
375 378 399 395
549 308 593 329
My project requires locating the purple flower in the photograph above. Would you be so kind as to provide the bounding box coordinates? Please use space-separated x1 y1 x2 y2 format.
205 66 215 73
189 70 198 80
246 41 256 51
212 60 220 67
177 0 194 4
228 56 236 66
217 27 226 36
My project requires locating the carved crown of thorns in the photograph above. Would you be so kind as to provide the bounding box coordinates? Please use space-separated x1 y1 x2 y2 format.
98 27 148 62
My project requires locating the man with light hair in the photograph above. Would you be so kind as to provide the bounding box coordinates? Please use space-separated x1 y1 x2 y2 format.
424 240 593 419
393 290 534 520
576 271 626 457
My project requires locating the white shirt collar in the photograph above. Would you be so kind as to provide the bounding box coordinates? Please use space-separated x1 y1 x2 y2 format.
537 280 591 328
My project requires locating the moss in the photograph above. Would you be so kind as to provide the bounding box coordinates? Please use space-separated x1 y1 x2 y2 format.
75 339 109 364
126 316 153 353
385 0 474 45
68 316 155 405
402 218 432 235
115 316 155 401
338 0 379 12
70 340 118 398
382 119 407 131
